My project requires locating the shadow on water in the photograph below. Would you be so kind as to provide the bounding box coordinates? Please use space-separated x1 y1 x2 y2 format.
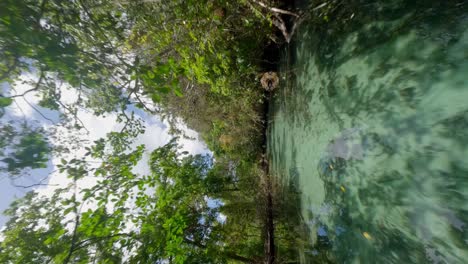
269 0 468 263
270 145 336 263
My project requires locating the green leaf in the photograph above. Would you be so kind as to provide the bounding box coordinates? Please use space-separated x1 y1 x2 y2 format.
151 93 161 102
63 207 74 215
0 97 13 107
174 88 183 97
147 70 155 79
44 237 55 245
159 64 171 74
159 86 170 94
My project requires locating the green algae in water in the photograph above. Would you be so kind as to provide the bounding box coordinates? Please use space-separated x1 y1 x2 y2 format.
269 1 468 263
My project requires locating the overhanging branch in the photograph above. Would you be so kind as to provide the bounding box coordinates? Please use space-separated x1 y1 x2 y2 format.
249 0 300 17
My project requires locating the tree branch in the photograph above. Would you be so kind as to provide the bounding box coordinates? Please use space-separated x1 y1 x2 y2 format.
132 78 158 114
56 99 90 133
8 72 45 99
12 182 58 188
73 233 139 252
46 78 90 133
63 180 81 264
77 0 133 69
312 2 329 11
22 96 55 124
11 172 59 189
249 0 300 17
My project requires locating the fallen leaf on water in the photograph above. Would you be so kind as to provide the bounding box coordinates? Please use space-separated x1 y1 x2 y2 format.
340 186 346 192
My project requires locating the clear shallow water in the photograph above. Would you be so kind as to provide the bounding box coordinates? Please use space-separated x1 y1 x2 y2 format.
268 1 468 263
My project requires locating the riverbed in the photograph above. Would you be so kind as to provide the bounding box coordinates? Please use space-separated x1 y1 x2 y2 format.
268 1 468 262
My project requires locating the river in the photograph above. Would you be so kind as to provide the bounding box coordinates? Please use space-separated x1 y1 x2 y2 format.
268 1 468 262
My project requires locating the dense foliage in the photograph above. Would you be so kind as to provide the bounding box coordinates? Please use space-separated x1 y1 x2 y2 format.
0 0 275 160
0 139 261 263
0 0 311 263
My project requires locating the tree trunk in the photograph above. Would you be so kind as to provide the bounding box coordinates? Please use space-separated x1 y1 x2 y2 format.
265 174 275 264
261 93 275 264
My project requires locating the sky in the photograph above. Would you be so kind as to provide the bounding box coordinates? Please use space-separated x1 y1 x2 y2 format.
0 73 209 226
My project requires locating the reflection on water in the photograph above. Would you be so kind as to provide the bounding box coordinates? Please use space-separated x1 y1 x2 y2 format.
269 1 468 263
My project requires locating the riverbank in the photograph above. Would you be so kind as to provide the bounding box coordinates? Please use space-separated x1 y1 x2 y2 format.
152 1 302 262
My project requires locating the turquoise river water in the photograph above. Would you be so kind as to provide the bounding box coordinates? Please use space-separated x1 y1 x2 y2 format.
268 1 468 263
